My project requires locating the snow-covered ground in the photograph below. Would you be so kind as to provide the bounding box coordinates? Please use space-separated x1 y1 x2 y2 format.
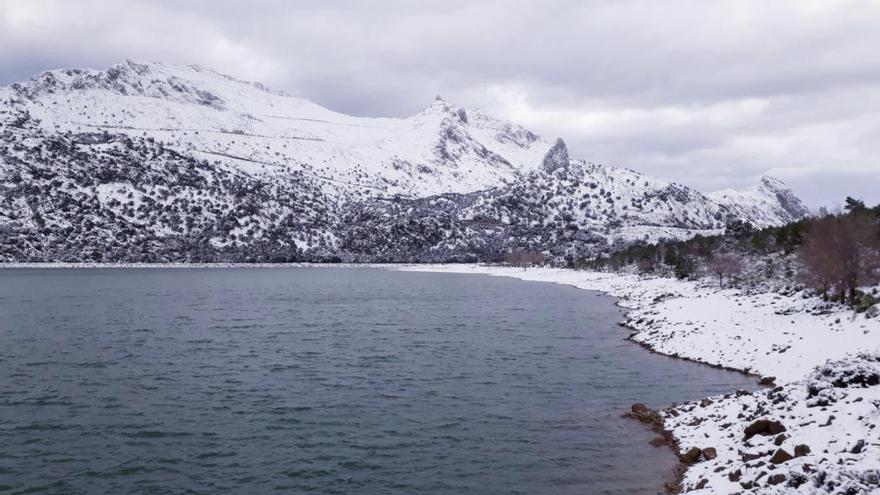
395 264 880 494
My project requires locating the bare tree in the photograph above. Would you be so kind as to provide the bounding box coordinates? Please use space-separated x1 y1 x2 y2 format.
525 251 545 267
798 218 838 298
799 214 880 302
636 256 655 274
708 253 743 288
504 249 544 270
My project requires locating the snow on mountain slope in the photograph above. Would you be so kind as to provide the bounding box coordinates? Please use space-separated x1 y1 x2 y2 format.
0 60 809 262
336 158 807 262
710 176 810 228
7 60 549 198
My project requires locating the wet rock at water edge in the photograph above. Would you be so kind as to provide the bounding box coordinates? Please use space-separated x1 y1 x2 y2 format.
630 403 649 415
682 447 702 464
759 376 777 386
625 403 662 427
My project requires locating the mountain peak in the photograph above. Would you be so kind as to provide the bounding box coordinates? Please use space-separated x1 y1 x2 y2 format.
541 138 570 172
9 59 294 104
423 96 454 114
709 174 809 224
757 175 788 191
756 175 810 219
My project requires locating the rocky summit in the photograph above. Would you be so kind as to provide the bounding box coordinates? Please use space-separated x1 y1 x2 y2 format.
0 60 809 262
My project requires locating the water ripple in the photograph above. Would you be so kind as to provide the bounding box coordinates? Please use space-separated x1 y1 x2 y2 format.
0 268 756 495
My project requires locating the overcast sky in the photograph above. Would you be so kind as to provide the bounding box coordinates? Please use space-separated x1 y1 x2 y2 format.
2 0 879 208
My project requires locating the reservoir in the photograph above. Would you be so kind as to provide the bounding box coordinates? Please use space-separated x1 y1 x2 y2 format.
0 267 755 494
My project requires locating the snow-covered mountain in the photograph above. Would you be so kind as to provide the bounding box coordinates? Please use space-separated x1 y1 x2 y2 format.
0 60 809 262
4 60 548 198
709 176 810 229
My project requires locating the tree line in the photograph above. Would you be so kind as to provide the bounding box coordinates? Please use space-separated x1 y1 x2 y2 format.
565 197 880 311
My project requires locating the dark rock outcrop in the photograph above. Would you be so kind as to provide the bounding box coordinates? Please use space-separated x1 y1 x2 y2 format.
541 138 569 173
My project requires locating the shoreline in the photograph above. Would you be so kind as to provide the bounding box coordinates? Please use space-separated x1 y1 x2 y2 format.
392 264 880 494
396 265 761 494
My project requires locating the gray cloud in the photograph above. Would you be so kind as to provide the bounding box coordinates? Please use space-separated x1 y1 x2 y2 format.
2 0 878 207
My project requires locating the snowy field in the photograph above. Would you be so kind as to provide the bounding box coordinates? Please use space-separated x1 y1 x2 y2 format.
395 265 880 494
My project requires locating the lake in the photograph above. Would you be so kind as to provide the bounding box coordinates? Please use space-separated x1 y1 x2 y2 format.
0 267 755 494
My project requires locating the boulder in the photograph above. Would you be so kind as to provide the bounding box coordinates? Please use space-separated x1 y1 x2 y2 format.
851 439 866 454
742 451 767 462
767 473 787 485
744 419 786 439
626 403 662 428
682 447 702 464
768 422 786 435
794 444 811 457
759 376 777 386
702 447 717 460
728 469 742 482
630 403 649 415
769 448 794 464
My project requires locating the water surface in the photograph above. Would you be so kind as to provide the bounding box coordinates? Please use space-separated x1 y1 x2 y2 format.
0 268 754 494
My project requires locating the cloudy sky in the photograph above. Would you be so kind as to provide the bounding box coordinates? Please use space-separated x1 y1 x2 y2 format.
2 0 878 208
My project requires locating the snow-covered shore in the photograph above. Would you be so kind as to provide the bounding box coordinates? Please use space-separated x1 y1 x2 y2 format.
395 264 880 494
